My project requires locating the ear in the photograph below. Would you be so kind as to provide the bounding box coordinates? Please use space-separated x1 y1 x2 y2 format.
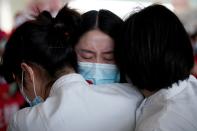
21 62 34 84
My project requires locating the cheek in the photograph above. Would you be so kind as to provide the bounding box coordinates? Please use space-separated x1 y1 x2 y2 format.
76 53 83 61
75 50 85 61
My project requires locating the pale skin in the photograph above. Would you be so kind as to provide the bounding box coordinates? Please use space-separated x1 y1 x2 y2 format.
75 29 115 64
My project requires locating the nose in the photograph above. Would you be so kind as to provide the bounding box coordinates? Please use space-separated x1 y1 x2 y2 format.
96 55 105 64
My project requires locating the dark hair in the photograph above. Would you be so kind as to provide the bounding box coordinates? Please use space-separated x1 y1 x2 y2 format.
73 9 123 47
2 5 81 83
115 4 194 91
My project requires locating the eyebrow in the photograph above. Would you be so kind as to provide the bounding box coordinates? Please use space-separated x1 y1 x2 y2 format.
78 49 95 54
77 49 114 54
102 51 114 54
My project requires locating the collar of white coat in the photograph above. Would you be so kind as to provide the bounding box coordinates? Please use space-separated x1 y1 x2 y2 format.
142 75 196 106
49 73 88 96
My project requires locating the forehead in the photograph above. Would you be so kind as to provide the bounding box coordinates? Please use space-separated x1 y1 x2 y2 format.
76 30 114 51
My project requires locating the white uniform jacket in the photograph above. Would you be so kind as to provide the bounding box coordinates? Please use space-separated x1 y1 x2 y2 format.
135 75 197 131
8 73 143 131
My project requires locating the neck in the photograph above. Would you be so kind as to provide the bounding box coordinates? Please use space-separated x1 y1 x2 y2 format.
141 89 155 97
43 67 75 100
55 67 75 78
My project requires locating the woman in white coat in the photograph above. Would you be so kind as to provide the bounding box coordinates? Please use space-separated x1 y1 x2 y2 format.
116 4 197 131
1 5 143 131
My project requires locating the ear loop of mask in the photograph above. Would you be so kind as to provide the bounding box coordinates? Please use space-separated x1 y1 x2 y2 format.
32 73 38 97
21 71 31 104
21 70 44 106
21 71 39 102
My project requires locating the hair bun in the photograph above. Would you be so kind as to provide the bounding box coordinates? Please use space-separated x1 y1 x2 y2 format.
53 21 65 34
53 5 81 36
36 11 53 25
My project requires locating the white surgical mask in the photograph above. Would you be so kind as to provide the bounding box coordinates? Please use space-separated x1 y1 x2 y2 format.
20 71 43 107
78 62 120 85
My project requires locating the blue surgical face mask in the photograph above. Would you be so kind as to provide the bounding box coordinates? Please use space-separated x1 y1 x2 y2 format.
20 71 43 107
78 62 120 85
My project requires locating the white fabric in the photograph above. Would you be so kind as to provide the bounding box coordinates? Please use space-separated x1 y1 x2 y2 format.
135 75 197 131
8 73 143 131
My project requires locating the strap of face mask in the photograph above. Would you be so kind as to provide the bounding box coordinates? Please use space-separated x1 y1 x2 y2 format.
21 71 31 104
32 73 38 97
21 71 38 100
21 70 44 106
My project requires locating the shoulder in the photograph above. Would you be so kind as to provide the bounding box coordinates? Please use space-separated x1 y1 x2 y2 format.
92 83 143 100
7 106 47 131
90 83 144 112
136 106 195 131
188 75 197 93
135 111 167 131
7 107 31 131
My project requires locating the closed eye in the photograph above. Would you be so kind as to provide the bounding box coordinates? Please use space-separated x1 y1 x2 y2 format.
77 49 95 59
103 52 114 62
